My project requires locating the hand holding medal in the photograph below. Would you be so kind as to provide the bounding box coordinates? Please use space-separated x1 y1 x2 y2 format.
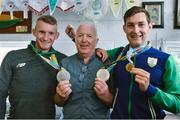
56 68 72 99
130 68 150 92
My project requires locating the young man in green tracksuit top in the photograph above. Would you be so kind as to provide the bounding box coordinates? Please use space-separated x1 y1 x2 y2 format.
105 6 180 119
0 15 66 119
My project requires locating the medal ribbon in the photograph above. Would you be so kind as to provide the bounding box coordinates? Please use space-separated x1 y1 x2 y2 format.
126 41 151 63
40 54 60 70
106 41 151 71
30 41 60 70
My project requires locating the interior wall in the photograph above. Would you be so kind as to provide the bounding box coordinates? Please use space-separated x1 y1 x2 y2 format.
0 0 179 56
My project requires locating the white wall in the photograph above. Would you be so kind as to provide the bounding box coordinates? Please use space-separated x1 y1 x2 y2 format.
0 0 180 56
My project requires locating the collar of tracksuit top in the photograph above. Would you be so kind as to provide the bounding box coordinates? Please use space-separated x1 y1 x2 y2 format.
29 41 56 55
28 41 60 70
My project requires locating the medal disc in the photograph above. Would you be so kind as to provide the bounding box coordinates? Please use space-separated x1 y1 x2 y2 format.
57 69 70 82
125 63 134 72
96 69 110 81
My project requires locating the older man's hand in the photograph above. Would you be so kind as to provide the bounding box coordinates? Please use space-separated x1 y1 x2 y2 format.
94 78 113 106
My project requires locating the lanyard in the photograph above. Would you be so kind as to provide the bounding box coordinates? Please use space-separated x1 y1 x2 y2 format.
30 42 60 70
40 54 60 70
107 41 151 71
126 43 150 63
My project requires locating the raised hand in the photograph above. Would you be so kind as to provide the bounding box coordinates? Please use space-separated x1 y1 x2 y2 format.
96 48 108 62
130 68 150 92
65 24 75 41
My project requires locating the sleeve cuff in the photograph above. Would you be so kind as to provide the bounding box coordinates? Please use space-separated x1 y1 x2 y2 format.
146 84 157 97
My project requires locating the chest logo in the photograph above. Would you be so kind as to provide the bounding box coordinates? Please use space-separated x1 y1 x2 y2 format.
16 63 26 68
147 57 157 68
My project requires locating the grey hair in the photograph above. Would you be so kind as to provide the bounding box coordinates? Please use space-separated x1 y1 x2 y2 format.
76 22 98 38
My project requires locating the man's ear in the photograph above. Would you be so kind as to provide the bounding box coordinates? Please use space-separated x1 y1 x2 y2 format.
32 28 36 36
123 25 126 32
95 38 99 45
56 32 60 40
149 22 153 29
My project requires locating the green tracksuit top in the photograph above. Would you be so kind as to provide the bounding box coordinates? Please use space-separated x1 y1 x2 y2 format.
0 41 66 119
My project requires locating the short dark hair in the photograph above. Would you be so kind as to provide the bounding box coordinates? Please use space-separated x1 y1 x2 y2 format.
37 15 57 25
124 6 151 24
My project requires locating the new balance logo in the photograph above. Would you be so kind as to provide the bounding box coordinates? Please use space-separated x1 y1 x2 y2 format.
16 63 26 68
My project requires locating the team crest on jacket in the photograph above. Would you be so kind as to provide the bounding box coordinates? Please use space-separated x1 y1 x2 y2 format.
147 57 157 68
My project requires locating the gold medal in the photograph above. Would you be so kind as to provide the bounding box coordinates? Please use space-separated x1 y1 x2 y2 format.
126 63 134 72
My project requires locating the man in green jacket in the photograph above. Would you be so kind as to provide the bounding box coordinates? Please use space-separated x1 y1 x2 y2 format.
101 6 180 119
0 15 66 119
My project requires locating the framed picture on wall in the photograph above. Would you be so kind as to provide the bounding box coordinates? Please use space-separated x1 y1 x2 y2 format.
0 11 32 34
174 0 180 28
142 2 164 28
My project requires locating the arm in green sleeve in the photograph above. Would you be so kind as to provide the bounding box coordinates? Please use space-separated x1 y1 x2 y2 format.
107 47 120 62
150 55 180 114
